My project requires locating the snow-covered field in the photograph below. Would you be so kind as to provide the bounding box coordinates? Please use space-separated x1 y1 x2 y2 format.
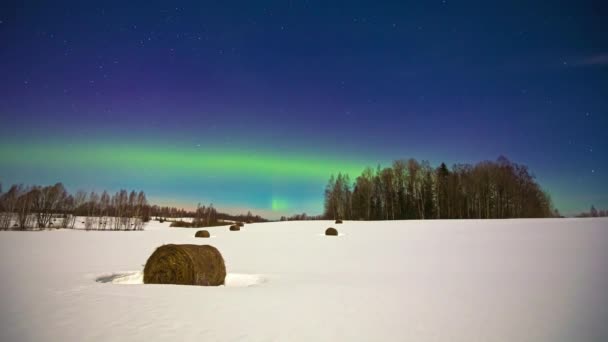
1 218 607 341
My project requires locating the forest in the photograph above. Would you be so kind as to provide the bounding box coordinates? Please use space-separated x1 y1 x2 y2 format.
324 156 558 220
0 182 266 230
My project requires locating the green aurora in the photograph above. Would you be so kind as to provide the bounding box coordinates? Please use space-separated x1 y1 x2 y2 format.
0 142 371 217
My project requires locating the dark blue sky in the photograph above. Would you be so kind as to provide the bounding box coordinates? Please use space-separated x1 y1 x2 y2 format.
0 1 607 216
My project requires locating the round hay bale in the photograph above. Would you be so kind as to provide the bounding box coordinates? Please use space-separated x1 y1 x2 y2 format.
325 227 338 236
229 225 240 231
195 230 210 238
236 221 244 227
335 219 343 224
143 244 226 286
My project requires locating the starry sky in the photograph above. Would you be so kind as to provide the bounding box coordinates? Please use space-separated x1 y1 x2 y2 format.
0 1 606 218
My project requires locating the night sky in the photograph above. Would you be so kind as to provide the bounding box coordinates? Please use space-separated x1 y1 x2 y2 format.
1 1 606 217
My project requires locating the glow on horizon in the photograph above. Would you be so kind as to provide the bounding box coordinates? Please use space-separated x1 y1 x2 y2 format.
0 142 372 217
271 197 289 211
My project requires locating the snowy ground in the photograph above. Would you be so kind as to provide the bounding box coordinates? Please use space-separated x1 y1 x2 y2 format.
1 218 607 341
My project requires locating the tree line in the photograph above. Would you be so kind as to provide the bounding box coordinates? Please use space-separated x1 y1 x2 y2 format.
0 182 267 230
0 183 150 230
324 156 557 220
576 205 608 218
280 213 324 221
164 205 267 226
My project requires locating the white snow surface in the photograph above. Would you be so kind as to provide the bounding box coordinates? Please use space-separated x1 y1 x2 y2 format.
1 218 608 341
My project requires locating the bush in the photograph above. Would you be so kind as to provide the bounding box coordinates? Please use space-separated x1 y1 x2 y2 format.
143 244 226 286
325 227 338 236
170 220 192 228
195 230 210 238
229 225 240 231
335 219 343 224
236 221 244 227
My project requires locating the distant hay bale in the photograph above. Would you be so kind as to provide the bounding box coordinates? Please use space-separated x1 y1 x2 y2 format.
335 219 343 224
229 225 240 231
143 244 226 286
325 227 338 236
195 230 210 238
236 222 244 227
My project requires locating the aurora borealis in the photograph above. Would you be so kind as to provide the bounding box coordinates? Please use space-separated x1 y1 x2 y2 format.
0 140 373 217
1 1 607 217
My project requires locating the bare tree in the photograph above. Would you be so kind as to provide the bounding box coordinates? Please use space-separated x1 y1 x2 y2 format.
61 194 76 228
133 191 147 230
31 183 67 229
85 191 99 230
99 191 110 230
0 185 22 229
15 187 35 229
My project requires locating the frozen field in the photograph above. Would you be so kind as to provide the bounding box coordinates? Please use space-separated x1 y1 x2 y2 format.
1 218 607 341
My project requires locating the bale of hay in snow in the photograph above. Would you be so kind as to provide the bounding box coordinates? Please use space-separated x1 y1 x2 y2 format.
195 230 210 238
236 222 244 227
325 227 338 236
335 219 343 224
143 244 226 286
229 225 240 231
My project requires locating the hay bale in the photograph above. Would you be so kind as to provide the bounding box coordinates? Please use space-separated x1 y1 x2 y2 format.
325 227 338 236
335 219 343 224
195 230 210 238
143 244 226 286
236 221 244 227
229 225 240 231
